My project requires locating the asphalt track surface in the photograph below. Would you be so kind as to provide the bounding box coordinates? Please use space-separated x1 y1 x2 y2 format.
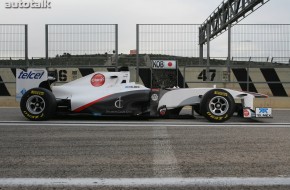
0 108 290 190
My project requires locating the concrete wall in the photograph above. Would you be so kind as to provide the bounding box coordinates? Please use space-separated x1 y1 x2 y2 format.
1 67 290 108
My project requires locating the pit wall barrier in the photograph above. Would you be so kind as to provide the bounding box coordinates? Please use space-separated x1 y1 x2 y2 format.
1 67 290 108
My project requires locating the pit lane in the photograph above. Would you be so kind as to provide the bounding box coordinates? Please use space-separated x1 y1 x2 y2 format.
0 108 290 189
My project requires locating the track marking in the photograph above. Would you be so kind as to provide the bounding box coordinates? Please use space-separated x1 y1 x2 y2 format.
153 126 181 177
0 121 290 127
1 178 290 187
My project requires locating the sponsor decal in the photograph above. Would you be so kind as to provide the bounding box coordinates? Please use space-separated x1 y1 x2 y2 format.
16 88 26 99
206 112 226 121
91 73 105 87
23 111 43 119
30 90 44 96
5 0 52 9
214 91 228 97
16 69 48 101
18 70 45 80
152 60 177 69
106 110 131 114
259 108 268 114
125 86 140 89
243 109 250 118
256 108 272 118
114 97 124 109
151 94 158 101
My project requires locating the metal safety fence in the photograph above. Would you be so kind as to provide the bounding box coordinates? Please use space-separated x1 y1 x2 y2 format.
45 24 118 70
136 24 200 82
0 24 28 64
0 24 290 97
135 24 290 83
231 24 290 62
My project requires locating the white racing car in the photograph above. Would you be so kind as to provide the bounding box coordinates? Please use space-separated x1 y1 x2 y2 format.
17 68 272 122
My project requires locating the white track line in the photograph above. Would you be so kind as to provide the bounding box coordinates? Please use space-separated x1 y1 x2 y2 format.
1 178 290 187
153 126 181 177
0 122 290 127
0 120 289 125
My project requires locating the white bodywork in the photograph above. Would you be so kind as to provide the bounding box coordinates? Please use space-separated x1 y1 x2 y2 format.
51 71 255 111
158 88 254 110
52 71 149 111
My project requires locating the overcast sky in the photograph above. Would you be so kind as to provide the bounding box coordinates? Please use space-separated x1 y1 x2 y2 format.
0 0 290 57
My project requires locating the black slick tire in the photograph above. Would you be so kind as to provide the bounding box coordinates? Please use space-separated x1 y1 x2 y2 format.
20 88 56 121
193 104 202 116
200 89 235 122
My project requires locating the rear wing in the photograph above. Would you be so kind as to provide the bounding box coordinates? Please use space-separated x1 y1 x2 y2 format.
16 68 48 101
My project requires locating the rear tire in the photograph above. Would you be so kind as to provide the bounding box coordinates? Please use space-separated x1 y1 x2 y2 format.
20 88 56 121
200 89 235 122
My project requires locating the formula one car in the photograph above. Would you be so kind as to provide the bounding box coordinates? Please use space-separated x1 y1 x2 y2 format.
17 68 272 122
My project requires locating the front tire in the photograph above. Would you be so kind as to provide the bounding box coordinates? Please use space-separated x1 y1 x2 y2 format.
20 88 56 121
200 89 235 122
193 104 202 116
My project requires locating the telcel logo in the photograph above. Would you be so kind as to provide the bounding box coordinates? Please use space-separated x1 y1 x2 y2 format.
5 0 51 9
18 71 45 79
